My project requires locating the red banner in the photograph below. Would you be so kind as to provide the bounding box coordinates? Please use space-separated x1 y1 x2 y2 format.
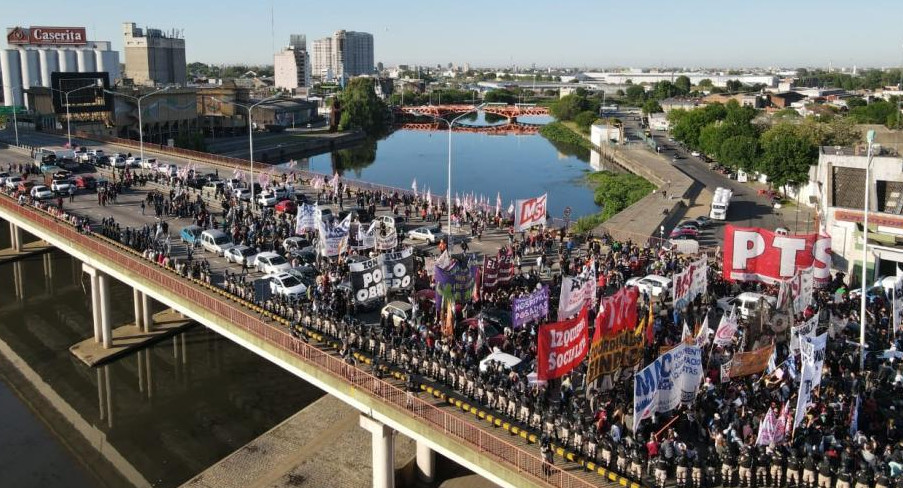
594 287 639 340
482 256 499 291
514 193 547 231
537 305 588 381
722 225 831 284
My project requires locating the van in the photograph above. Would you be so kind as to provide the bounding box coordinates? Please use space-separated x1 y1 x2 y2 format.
716 292 777 320
203 181 224 196
380 301 414 327
200 229 235 256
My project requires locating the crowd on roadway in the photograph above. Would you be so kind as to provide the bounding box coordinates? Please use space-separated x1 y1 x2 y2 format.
3 157 903 488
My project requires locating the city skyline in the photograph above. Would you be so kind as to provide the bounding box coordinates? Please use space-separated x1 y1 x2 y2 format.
4 0 903 69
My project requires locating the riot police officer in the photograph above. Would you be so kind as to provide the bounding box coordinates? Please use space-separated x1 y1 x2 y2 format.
786 449 802 488
722 449 738 488
738 446 754 488
676 452 691 488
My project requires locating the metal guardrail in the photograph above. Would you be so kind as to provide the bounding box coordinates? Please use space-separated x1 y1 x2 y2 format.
0 193 604 488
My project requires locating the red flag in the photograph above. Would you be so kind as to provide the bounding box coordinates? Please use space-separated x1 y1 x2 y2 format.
645 305 656 345
537 306 589 381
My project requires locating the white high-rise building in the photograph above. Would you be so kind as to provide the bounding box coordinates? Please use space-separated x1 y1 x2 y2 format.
274 35 310 91
311 30 373 81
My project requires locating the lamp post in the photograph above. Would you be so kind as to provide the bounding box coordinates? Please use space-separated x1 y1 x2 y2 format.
411 103 486 245
8 85 21 146
860 129 876 370
212 94 282 205
104 86 171 161
48 83 100 148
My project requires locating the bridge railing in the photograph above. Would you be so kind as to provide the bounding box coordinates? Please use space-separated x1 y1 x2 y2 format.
0 194 602 488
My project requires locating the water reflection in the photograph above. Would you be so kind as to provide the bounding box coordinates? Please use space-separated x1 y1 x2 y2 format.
0 249 322 488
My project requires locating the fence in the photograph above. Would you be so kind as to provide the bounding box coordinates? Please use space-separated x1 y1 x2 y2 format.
0 193 604 488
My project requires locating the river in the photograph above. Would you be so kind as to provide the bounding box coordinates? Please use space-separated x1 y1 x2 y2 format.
0 224 323 488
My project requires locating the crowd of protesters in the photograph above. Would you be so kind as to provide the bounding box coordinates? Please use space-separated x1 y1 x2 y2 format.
3 160 903 488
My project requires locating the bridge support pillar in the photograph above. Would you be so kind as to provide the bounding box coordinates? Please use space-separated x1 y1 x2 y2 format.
134 288 144 332
98 272 113 349
415 441 436 483
9 222 22 252
83 264 103 342
359 414 395 488
142 292 153 333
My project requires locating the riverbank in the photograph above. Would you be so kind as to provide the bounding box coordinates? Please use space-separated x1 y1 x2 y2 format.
537 121 592 150
572 172 655 233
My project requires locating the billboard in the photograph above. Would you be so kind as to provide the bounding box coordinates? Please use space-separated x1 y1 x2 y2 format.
49 72 113 114
722 225 831 284
7 26 88 46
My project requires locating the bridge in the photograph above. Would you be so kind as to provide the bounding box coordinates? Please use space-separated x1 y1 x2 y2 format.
0 170 626 488
395 103 550 120
397 122 541 135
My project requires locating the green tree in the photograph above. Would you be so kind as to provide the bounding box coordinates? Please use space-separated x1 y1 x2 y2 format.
336 77 388 135
759 123 818 188
574 111 599 132
642 99 663 115
698 124 726 157
718 135 759 171
725 79 743 92
697 78 713 89
550 94 591 120
849 99 899 127
674 76 692 95
625 85 647 105
483 89 517 104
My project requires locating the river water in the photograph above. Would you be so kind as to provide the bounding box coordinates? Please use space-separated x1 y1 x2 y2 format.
0 225 323 488
278 121 614 219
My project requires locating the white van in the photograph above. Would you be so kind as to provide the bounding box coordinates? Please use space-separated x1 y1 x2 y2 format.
716 292 777 320
200 229 235 256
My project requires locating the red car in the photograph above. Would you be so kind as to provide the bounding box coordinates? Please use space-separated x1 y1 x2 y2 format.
669 227 699 239
74 175 97 189
274 199 297 214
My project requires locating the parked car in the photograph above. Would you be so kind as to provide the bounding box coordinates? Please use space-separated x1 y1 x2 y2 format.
691 216 712 228
669 227 699 239
274 199 297 214
30 185 54 199
179 225 203 246
625 274 672 298
234 188 252 201
74 175 97 189
199 229 235 256
5 176 23 189
408 225 445 244
0 172 9 185
381 301 414 327
254 251 291 274
111 157 127 169
256 191 277 207
268 272 309 298
716 292 777 320
224 245 259 265
40 163 62 174
125 156 142 168
50 179 74 194
282 236 312 252
677 221 701 232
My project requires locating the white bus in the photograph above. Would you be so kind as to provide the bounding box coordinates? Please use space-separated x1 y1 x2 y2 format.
709 187 733 220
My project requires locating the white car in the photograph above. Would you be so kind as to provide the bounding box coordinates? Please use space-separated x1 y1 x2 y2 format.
140 158 158 169
5 176 23 189
257 191 277 207
254 251 292 274
234 188 252 201
716 292 777 320
691 151 701 157
625 274 672 298
125 156 142 168
30 185 54 199
0 172 10 185
50 180 74 194
268 272 308 298
111 157 127 169
407 225 445 244
224 245 259 265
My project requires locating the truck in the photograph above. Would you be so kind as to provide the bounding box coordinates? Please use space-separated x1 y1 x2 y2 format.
34 147 79 170
709 187 732 220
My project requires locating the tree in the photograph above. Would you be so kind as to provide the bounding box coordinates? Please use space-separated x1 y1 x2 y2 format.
718 135 759 171
336 77 388 135
574 111 599 132
642 99 663 115
550 94 591 121
483 89 517 104
849 99 899 127
624 85 647 105
697 79 713 89
846 97 867 109
725 79 743 92
698 124 726 157
759 123 818 188
674 76 692 95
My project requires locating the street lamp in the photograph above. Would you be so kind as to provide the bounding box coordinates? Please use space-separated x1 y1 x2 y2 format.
411 103 486 244
860 129 876 370
212 94 283 205
104 86 171 161
48 83 101 148
7 85 22 146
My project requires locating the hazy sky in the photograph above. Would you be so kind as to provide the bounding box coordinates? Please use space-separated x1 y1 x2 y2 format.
5 0 903 68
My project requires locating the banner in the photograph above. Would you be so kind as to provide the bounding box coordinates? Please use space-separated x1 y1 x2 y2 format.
558 262 596 320
375 227 398 251
586 325 645 384
793 333 827 432
295 203 318 233
482 256 500 292
594 287 640 338
512 286 550 328
434 258 477 309
790 315 818 353
633 343 704 432
790 265 815 314
349 221 375 250
349 257 386 304
317 212 351 257
756 407 780 446
728 344 775 378
514 193 548 232
379 247 414 292
894 276 903 333
497 251 515 284
722 225 832 284
713 307 739 347
537 306 588 381
672 257 708 310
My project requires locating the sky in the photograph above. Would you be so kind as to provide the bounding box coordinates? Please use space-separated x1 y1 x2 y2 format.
5 0 903 69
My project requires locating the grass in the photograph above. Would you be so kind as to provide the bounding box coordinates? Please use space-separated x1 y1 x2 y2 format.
572 171 655 234
538 122 592 149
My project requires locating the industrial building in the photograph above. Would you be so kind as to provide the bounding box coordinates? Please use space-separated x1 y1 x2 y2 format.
312 30 374 81
122 22 186 86
274 35 311 93
576 71 777 89
2 25 120 108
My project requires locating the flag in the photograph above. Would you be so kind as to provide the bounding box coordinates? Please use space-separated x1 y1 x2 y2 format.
645 304 655 345
682 321 692 342
411 178 417 194
496 192 502 217
507 202 515 216
849 396 860 438
635 311 647 337
695 315 711 348
756 407 779 446
766 346 778 375
775 401 791 441
713 305 739 346
426 188 432 210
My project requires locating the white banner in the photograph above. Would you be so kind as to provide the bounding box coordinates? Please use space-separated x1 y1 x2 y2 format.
894 276 903 333
375 228 398 251
791 266 815 314
633 343 703 432
672 257 708 309
317 212 351 257
514 193 547 232
756 407 780 446
713 307 738 347
789 314 818 353
792 332 827 433
295 203 318 233
558 262 596 320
